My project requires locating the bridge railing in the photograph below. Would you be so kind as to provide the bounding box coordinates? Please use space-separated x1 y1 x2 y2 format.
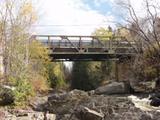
33 35 138 53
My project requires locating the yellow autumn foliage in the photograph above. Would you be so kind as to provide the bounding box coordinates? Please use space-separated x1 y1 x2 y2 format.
28 40 50 93
92 27 113 40
20 1 37 23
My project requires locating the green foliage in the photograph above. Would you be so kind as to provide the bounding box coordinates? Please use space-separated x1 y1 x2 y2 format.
29 40 50 77
12 79 34 106
71 61 103 91
29 40 49 62
47 62 66 89
28 40 51 92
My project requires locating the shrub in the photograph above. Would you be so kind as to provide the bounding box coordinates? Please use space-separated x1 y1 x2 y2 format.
47 62 67 89
29 74 49 93
12 79 35 106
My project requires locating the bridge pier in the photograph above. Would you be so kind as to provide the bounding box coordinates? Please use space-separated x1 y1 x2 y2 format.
115 60 119 82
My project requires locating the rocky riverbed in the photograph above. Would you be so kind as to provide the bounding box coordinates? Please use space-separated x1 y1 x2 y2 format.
44 89 160 120
1 82 160 120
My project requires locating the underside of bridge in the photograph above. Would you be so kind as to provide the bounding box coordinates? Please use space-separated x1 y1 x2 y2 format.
50 52 134 61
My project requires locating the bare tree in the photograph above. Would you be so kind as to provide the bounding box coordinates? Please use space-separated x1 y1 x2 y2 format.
116 0 160 87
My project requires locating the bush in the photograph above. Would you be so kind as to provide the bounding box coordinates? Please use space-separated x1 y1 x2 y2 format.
47 62 67 89
12 79 35 106
29 74 49 93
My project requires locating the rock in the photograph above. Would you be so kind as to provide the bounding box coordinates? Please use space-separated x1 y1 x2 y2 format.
30 96 48 111
0 110 6 120
140 113 153 120
95 82 129 95
0 87 14 105
130 81 156 93
16 116 33 120
5 115 17 120
0 110 17 120
48 92 67 103
88 90 95 96
75 106 104 120
68 89 89 101
149 93 160 107
47 89 90 115
48 89 89 103
45 111 56 120
46 90 160 120
7 110 56 120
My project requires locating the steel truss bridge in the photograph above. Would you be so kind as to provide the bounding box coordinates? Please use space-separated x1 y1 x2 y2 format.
33 35 140 61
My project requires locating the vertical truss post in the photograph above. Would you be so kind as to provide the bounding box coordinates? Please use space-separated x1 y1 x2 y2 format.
48 36 51 47
59 37 62 48
91 37 94 48
79 36 82 50
115 60 119 82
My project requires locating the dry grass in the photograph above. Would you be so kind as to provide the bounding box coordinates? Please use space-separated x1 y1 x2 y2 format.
29 75 49 93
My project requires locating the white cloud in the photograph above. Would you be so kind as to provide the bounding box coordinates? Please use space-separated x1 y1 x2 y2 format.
34 0 115 35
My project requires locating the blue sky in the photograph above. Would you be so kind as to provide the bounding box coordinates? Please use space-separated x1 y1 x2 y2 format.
83 0 113 15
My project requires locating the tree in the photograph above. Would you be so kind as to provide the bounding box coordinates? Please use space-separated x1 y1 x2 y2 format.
0 0 49 106
92 26 113 41
71 61 103 91
115 27 130 38
116 0 160 87
28 40 50 92
47 62 66 89
92 27 116 81
117 0 160 52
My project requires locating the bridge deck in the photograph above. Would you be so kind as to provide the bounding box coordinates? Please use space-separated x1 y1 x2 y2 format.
34 35 139 61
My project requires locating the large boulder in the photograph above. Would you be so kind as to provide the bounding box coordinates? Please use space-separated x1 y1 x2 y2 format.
47 89 90 116
95 82 130 95
48 89 89 103
0 85 14 105
130 81 156 93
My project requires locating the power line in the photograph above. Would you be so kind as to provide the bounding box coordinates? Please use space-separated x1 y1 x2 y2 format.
32 24 111 27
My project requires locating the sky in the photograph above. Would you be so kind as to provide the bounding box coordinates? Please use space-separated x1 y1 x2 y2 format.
33 0 160 35
34 0 117 35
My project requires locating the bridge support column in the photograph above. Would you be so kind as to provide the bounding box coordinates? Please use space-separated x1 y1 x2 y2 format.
115 61 119 82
